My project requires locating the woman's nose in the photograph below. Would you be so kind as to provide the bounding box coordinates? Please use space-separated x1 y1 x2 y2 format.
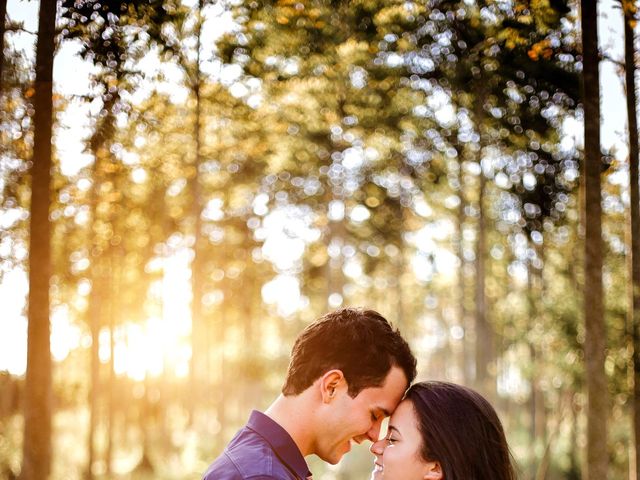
370 438 385 456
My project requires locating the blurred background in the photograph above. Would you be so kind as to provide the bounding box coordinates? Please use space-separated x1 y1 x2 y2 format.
0 0 638 478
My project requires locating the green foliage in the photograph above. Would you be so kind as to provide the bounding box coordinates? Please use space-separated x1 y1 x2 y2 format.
0 46 32 280
1 0 636 478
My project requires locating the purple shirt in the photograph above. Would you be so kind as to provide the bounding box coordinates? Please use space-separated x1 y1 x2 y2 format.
202 410 312 480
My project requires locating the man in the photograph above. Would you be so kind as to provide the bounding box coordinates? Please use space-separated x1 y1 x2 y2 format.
202 307 417 480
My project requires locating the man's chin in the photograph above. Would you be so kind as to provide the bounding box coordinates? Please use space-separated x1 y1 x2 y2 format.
317 451 341 465
320 454 342 466
322 442 351 465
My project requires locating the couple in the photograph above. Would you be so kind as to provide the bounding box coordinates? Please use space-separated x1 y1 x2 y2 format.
203 308 515 480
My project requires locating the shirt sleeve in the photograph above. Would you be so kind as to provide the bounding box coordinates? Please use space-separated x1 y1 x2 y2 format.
246 476 292 480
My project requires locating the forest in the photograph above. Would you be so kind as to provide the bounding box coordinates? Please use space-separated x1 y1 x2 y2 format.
0 0 638 479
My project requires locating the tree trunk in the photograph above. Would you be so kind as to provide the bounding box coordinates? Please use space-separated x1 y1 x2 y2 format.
527 245 547 479
189 0 206 426
0 0 7 90
243 275 262 414
394 242 405 331
568 394 581 480
625 3 640 478
134 378 154 475
326 215 346 309
469 79 495 399
106 248 120 476
474 153 494 398
581 1 609 478
534 391 566 480
85 258 102 480
528 342 538 480
528 266 538 479
84 141 110 480
216 292 228 446
21 2 57 479
393 198 407 331
456 170 471 384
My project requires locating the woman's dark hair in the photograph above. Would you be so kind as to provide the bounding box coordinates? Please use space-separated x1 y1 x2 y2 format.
282 307 417 397
406 381 517 480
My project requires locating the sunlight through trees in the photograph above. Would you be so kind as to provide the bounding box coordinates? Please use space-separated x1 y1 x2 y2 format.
0 0 638 479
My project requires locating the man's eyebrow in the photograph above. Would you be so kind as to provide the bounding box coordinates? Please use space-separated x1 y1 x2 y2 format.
377 407 391 417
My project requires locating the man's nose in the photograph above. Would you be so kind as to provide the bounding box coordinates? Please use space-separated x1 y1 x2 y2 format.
370 438 385 455
366 420 382 442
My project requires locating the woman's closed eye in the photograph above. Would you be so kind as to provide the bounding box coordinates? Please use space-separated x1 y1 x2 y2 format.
386 435 397 445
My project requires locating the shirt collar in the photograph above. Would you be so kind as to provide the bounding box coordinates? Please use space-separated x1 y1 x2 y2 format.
247 410 312 479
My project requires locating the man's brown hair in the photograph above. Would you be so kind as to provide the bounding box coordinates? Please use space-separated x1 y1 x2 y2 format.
282 307 417 397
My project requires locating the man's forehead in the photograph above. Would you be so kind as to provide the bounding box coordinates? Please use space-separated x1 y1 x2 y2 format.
363 385 406 413
353 366 408 407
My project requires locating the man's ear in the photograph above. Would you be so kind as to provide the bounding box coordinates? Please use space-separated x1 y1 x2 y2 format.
423 461 443 480
320 369 345 403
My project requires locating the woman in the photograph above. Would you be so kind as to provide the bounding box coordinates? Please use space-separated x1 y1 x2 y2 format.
370 381 516 480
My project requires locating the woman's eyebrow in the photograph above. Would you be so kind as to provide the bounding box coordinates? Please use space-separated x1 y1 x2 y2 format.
388 425 401 435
